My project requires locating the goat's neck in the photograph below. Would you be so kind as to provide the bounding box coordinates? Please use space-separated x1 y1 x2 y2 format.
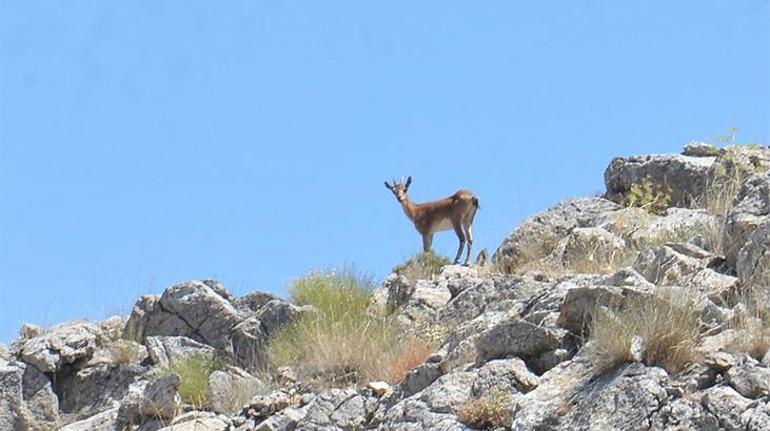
400 196 418 221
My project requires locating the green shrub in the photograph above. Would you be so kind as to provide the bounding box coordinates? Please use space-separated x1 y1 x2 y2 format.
158 353 221 408
393 251 451 281
269 269 407 386
624 177 672 215
457 389 512 430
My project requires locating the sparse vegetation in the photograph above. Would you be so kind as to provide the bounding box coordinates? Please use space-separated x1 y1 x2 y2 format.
624 176 672 215
457 389 512 430
393 251 451 281
157 353 221 408
382 337 436 384
588 290 700 373
268 269 409 386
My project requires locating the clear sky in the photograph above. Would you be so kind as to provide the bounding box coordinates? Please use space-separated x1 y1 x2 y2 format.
1 1 768 343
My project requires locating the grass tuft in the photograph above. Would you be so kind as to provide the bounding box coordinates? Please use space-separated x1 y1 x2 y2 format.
588 290 700 373
393 251 451 281
457 389 512 430
158 353 221 408
268 269 409 386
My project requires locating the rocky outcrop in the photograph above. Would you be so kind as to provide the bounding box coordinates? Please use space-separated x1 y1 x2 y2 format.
7 142 770 431
604 153 716 208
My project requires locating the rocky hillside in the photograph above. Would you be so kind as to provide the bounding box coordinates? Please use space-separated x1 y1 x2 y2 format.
2 142 770 431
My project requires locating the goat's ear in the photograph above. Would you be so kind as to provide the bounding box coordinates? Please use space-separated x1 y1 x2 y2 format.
384 181 392 190
405 176 412 190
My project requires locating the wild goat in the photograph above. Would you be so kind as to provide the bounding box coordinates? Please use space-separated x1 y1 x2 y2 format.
384 176 480 265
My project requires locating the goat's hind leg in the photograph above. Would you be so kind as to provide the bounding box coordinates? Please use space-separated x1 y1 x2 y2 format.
452 223 466 264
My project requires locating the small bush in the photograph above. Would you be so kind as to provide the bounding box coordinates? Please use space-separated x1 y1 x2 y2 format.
457 389 512 430
158 354 221 408
624 177 672 215
588 290 699 373
393 251 451 281
269 269 406 386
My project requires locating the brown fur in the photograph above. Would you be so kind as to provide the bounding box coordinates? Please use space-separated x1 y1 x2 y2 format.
385 177 479 265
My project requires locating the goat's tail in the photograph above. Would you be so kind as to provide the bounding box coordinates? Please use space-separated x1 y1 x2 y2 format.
472 196 480 210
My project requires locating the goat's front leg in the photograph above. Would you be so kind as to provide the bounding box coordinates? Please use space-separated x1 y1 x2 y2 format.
422 233 434 253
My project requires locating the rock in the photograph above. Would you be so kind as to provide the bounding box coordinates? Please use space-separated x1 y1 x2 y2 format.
296 388 377 430
158 280 244 350
242 388 302 420
237 291 282 313
19 324 43 340
116 375 181 427
725 362 770 399
370 273 452 324
87 339 147 367
633 244 739 304
57 363 147 419
471 358 539 396
230 317 269 371
18 321 103 373
207 366 264 413
604 153 715 208
0 360 61 431
556 285 627 334
438 276 546 326
100 316 127 342
741 402 770 431
145 336 215 368
399 362 443 398
493 198 622 272
257 299 315 337
155 411 229 431
60 407 118 431
650 397 719 430
736 221 770 290
475 319 561 364
367 381 393 397
726 171 770 264
683 141 722 157
123 295 195 343
544 227 628 274
701 386 753 431
254 407 307 431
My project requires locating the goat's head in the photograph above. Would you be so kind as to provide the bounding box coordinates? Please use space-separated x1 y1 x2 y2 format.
384 176 412 203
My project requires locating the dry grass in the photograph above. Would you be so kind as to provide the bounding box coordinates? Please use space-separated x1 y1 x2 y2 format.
268 269 409 386
588 290 700 373
729 283 770 360
393 251 451 281
457 389 512 430
382 338 436 384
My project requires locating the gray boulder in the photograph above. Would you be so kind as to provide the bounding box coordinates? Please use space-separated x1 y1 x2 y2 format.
295 388 378 430
726 362 770 399
701 385 753 431
116 375 181 428
60 408 118 431
736 221 770 290
158 280 244 351
145 335 215 368
154 411 229 431
604 153 715 208
0 360 60 431
726 171 770 264
493 198 622 272
207 366 264 414
650 398 719 430
555 363 670 431
257 299 316 337
18 321 103 373
57 363 147 420
475 319 561 365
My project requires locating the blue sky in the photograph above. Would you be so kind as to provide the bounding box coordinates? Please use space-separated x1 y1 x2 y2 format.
1 1 768 343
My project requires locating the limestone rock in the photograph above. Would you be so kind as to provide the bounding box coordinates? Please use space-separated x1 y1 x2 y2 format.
145 335 215 367
493 198 622 272
701 385 753 431
0 360 60 431
475 319 561 364
604 153 715 208
18 321 103 373
726 362 770 399
60 407 118 431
